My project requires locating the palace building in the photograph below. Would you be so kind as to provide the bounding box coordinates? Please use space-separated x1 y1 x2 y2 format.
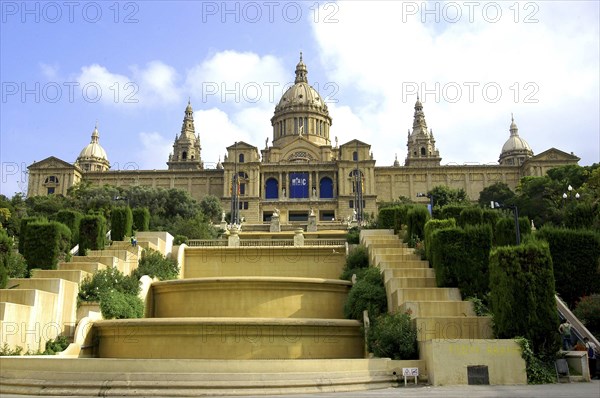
27 55 580 224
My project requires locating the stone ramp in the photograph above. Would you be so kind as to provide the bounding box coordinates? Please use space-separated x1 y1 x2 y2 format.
0 357 426 396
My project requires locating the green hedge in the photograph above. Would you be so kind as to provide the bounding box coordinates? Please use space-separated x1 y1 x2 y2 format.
79 215 106 254
430 225 492 298
78 267 140 303
378 207 396 229
424 218 456 261
565 203 596 229
536 227 600 307
18 217 46 254
111 207 133 242
494 216 531 246
458 207 483 227
489 241 560 356
440 205 468 221
0 230 9 288
405 206 430 242
132 207 150 232
56 210 83 246
22 221 71 270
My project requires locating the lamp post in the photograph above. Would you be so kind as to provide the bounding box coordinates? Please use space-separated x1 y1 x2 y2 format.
230 142 240 226
491 201 520 245
416 192 434 216
114 196 129 207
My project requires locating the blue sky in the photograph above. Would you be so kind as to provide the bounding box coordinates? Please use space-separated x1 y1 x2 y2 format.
1 1 599 197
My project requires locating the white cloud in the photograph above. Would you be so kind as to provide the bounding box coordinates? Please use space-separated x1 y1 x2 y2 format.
74 61 182 108
136 132 172 169
310 1 599 166
39 63 59 80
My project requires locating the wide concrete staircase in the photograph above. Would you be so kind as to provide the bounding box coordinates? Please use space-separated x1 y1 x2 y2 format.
360 229 526 386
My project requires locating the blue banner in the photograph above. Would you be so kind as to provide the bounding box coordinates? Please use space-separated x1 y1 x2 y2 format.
289 173 309 198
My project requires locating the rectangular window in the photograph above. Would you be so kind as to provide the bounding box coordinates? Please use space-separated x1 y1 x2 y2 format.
238 201 249 210
47 187 55 195
349 200 354 208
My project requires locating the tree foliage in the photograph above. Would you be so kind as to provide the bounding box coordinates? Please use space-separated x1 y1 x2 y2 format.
478 182 516 208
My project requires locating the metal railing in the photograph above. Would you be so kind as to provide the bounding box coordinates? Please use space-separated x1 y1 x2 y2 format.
239 239 294 247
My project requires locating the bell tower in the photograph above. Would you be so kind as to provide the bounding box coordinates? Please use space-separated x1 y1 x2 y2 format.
405 97 441 167
168 100 203 170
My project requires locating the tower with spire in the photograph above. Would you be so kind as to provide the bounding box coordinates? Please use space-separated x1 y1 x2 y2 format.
168 100 203 170
499 114 533 165
405 97 441 167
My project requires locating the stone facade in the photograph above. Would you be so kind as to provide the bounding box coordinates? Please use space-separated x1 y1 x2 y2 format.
27 55 580 222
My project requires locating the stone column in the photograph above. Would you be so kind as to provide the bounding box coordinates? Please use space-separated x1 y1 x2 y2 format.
294 228 304 246
228 226 240 247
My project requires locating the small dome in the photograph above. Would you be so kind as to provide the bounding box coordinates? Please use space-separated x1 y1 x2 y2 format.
78 125 108 161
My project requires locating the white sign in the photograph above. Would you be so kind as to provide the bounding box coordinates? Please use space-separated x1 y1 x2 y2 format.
403 367 419 377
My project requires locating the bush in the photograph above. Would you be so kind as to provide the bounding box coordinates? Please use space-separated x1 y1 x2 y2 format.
341 245 370 280
346 227 360 244
536 227 600 308
22 221 71 270
367 313 418 360
111 206 133 242
405 206 430 243
424 218 456 261
440 205 468 221
6 252 27 278
99 290 144 319
565 203 596 229
344 268 387 321
516 337 556 384
78 267 140 303
79 214 106 254
429 225 492 298
378 207 397 230
495 216 531 246
18 216 46 253
173 235 188 245
132 207 150 232
489 241 560 357
56 209 83 246
458 207 483 227
132 249 179 280
43 335 70 355
0 256 7 289
573 294 600 337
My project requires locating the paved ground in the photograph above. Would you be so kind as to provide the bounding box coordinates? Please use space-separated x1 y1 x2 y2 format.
1 381 598 398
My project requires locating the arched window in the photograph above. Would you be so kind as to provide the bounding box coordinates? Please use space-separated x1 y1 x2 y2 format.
239 153 245 163
44 176 59 184
319 177 334 199
353 151 358 161
420 147 426 156
265 178 279 199
182 151 188 160
238 172 248 195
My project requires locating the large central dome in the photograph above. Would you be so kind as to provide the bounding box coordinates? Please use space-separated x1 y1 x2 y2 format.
271 53 332 148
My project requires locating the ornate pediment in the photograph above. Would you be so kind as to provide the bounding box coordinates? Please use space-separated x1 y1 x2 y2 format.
529 148 580 162
28 156 75 170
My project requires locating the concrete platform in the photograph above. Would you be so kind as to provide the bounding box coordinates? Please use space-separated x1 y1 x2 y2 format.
30 269 92 284
0 357 426 396
58 261 106 274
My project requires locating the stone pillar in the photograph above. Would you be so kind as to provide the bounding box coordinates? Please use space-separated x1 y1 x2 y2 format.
307 211 317 232
294 228 304 246
228 226 240 247
270 213 281 232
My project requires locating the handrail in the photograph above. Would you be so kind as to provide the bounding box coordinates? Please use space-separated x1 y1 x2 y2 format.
556 294 600 350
